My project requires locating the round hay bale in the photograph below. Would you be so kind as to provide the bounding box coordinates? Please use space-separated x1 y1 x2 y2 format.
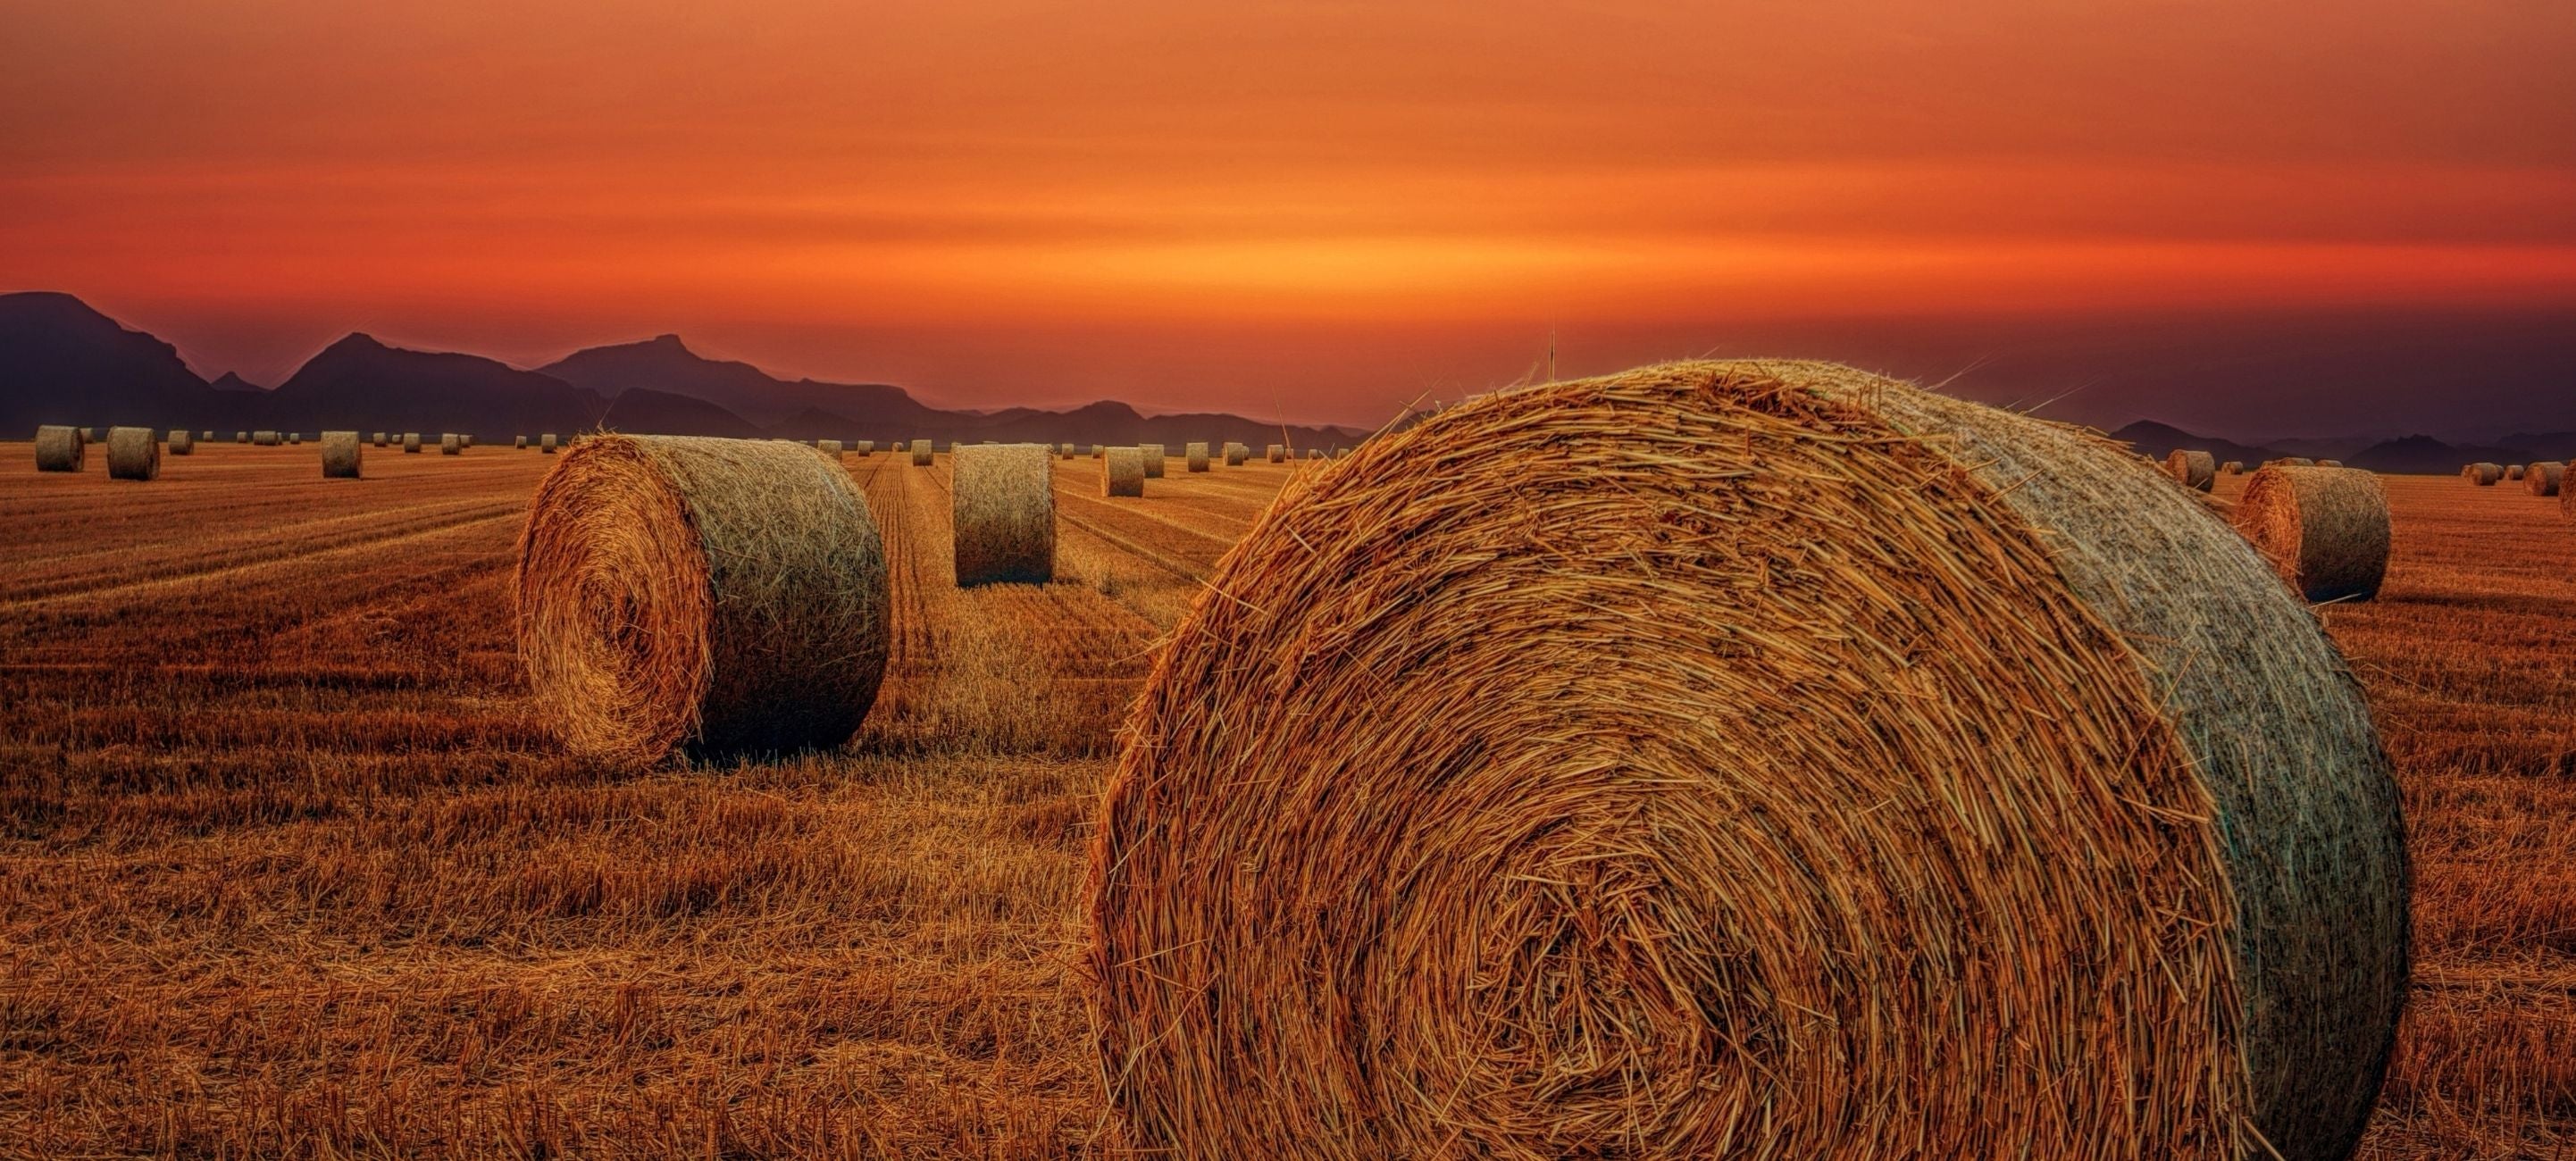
403 432 423 454
2167 449 2215 491
2278 456 2313 467
2505 464 2525 480
1225 441 1250 466
83 427 104 441
1086 359 2407 1161
1103 446 1146 497
1267 443 1284 463
1142 443 1167 478
541 432 558 454
167 430 195 455
2564 468 2576 524
440 433 462 455
817 439 842 456
372 432 388 447
253 430 280 447
1186 441 1211 472
2233 465 2389 604
34 425 84 472
235 431 248 444
2522 460 2563 497
458 434 473 448
2221 460 2244 475
321 430 364 479
855 439 874 455
1060 442 1076 459
953 443 1056 585
910 439 933 466
1306 447 1325 460
105 426 161 480
289 432 303 445
515 434 891 764
1091 444 1104 458
2464 462 2503 486
515 435 529 449
200 430 213 440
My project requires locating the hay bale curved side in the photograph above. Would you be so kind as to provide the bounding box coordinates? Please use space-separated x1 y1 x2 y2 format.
2505 464 2525 480
1102 446 1145 497
1185 441 1210 472
2463 462 2502 485
322 431 364 479
168 430 194 455
1087 360 2405 1161
515 435 891 764
440 433 462 455
1140 442 1166 478
909 439 933 466
403 432 422 453
953 442 1056 585
34 425 83 472
2232 466 2389 603
1224 441 1249 466
105 427 160 480
2525 461 2563 497
2168 448 2216 491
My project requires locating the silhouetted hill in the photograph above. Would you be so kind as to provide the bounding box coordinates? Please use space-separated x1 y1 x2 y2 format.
261 333 607 437
2106 420 2278 467
538 334 936 428
2346 435 2542 475
209 371 266 393
600 387 764 439
0 291 223 430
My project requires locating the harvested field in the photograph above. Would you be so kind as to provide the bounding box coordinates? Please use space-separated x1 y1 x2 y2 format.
0 442 2569 1158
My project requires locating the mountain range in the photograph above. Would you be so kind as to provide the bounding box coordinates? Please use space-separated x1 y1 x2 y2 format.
0 292 1369 450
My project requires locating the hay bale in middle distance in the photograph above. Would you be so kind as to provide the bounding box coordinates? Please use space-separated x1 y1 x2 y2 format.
105 427 161 480
541 433 558 454
440 433 462 455
1142 443 1167 477
2463 462 2503 486
952 442 1056 585
2221 460 2244 475
2233 465 2388 603
321 430 364 479
817 439 842 456
1225 441 1249 466
167 430 194 455
1103 446 1145 497
403 432 422 454
1186 441 1211 472
1087 359 2407 1161
515 435 890 765
910 439 933 466
2526 460 2564 497
253 430 280 447
2505 464 2525 480
34 425 83 472
2166 449 2215 491
1267 443 1284 463
515 435 529 449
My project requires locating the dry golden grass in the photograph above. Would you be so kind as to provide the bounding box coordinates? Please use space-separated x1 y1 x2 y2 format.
0 441 2568 1158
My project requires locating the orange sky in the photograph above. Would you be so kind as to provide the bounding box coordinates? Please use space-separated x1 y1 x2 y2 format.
4 0 2573 431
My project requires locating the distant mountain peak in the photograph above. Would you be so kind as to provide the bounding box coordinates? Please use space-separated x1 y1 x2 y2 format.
210 371 264 392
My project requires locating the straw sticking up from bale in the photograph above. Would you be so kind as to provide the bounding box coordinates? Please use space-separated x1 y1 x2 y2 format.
1186 441 1210 472
321 431 364 480
952 443 1057 585
2525 461 2563 497
515 435 890 766
105 427 161 480
2167 449 2215 491
1102 446 1145 497
910 439 933 466
1142 443 1167 478
1087 359 2407 1161
2463 463 2502 486
2233 465 2390 604
167 430 194 455
34 425 83 472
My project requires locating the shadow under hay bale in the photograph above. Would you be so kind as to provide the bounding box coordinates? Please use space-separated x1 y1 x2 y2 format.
322 431 364 479
34 425 83 472
1087 358 2408 1161
105 427 159 480
515 434 890 765
952 442 1056 585
2234 465 2389 603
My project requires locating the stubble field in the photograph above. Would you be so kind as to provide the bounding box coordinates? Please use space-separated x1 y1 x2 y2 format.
0 443 2569 1158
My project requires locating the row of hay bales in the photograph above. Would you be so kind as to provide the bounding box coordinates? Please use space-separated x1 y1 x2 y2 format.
2463 460 2569 497
506 363 2410 1158
30 425 579 480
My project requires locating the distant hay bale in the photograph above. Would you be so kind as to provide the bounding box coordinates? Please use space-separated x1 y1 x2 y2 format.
2526 460 2564 497
516 434 891 765
458 434 473 448
2278 456 2313 467
84 427 103 441
855 439 874 455
2221 460 2244 474
1225 441 1249 466
253 430 280 447
1088 359 2407 1161
910 439 933 466
2166 449 2215 491
2463 463 2502 486
1103 446 1145 497
167 430 195 455
1306 447 1324 460
1091 444 1104 458
372 432 387 447
289 433 303 445
403 432 422 454
2233 465 2390 604
1060 442 1076 459
515 435 529 448
439 433 462 455
34 425 83 472
1142 443 1167 477
817 439 842 456
952 443 1057 586
2505 464 2525 480
1186 441 1211 472
105 426 160 480
541 433 558 454
1267 443 1284 463
1332 446 1350 458
234 431 248 444
321 430 364 479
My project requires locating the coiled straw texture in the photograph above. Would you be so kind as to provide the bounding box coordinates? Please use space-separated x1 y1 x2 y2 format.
515 435 891 765
1087 359 2406 1161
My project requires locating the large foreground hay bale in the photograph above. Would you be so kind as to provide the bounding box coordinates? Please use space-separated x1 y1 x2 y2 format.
1102 446 1145 497
253 430 280 447
1186 441 1210 472
167 430 194 455
516 435 890 764
322 430 364 479
403 432 422 454
34 425 83 472
952 443 1056 585
2167 449 2216 491
910 439 933 466
440 433 462 455
1142 443 1167 477
1087 359 2407 1161
2233 465 2389 603
2463 462 2502 485
105 427 160 480
2526 461 2563 497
